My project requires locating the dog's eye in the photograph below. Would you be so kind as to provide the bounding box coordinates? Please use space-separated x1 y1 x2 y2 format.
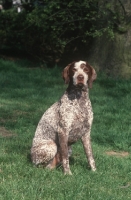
84 68 89 73
73 68 77 72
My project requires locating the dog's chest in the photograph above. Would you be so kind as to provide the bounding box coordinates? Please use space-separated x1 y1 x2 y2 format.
59 95 92 142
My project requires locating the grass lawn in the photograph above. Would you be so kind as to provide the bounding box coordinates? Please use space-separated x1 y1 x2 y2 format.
0 59 131 200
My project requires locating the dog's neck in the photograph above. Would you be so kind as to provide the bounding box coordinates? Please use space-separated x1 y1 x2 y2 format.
66 84 89 100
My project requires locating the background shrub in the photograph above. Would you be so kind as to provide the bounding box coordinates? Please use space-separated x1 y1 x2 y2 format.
0 0 117 65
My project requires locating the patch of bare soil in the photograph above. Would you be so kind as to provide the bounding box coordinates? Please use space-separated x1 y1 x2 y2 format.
0 127 17 137
106 151 129 157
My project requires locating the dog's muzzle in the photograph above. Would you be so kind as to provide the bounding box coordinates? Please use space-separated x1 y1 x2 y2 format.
77 74 85 85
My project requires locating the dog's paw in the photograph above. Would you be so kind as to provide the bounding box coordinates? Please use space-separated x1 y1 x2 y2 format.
64 169 72 175
92 167 96 172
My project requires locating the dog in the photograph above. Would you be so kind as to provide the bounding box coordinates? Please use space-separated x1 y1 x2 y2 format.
31 60 97 175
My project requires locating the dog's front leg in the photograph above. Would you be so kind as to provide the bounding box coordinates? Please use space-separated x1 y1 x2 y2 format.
81 133 96 171
58 129 72 175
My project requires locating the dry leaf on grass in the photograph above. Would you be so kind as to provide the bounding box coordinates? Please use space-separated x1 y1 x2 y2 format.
0 127 17 137
106 151 129 157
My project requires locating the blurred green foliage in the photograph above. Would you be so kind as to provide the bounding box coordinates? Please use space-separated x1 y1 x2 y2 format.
0 0 127 64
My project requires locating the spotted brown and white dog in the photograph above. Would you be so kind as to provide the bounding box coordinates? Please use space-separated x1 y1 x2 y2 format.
31 60 97 175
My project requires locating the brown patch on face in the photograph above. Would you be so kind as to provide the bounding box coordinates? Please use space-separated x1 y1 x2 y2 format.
80 63 85 69
80 63 88 71
62 62 75 84
106 151 129 157
69 63 76 78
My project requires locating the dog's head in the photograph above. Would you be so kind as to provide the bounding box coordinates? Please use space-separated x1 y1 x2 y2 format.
62 60 97 88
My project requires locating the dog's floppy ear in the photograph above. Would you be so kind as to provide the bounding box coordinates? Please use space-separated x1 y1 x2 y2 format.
62 62 74 84
88 65 97 88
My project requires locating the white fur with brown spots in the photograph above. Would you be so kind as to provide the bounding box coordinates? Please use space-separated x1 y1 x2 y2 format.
31 60 97 174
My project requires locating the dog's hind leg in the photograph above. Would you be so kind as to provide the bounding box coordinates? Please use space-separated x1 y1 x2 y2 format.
31 139 57 167
46 146 72 169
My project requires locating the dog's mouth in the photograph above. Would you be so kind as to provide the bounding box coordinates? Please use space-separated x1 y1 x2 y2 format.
77 82 84 87
76 80 87 87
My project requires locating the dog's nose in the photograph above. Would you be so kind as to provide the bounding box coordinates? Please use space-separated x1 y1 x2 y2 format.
77 74 84 81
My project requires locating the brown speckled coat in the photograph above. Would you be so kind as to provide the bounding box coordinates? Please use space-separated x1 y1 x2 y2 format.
31 60 97 174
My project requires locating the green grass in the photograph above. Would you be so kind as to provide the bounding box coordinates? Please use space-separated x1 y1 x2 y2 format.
0 59 131 200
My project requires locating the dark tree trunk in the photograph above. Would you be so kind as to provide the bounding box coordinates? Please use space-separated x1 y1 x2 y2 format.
88 0 131 78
